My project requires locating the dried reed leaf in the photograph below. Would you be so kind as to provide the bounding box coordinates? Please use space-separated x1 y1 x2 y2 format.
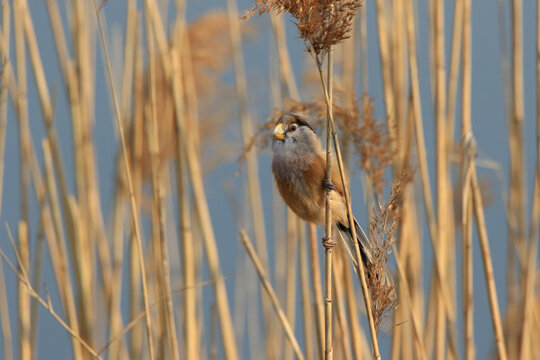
367 168 414 331
244 0 363 60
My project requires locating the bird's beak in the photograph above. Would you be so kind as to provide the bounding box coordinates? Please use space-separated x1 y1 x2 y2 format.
273 123 285 140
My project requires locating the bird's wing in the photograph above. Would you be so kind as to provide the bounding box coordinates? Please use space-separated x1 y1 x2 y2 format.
336 218 395 295
336 219 372 268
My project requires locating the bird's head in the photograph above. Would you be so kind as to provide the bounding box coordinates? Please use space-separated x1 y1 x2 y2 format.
272 113 321 156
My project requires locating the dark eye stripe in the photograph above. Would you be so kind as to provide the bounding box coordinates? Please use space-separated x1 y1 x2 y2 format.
291 116 315 132
276 113 316 133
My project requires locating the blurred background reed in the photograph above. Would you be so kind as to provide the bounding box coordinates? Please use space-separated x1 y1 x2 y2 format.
0 0 538 359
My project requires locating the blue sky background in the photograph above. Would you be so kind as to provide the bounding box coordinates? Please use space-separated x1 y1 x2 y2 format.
0 0 538 358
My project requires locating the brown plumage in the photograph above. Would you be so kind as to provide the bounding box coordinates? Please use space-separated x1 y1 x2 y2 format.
271 113 373 268
273 151 347 224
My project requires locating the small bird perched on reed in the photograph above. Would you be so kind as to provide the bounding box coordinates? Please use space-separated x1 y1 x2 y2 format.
271 113 386 278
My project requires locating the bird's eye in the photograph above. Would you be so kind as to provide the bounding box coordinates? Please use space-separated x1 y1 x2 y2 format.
289 124 298 132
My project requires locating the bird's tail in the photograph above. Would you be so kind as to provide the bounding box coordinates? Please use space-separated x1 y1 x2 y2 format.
336 217 394 291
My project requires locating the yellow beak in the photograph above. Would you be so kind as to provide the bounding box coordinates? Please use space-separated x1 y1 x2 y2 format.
273 123 285 140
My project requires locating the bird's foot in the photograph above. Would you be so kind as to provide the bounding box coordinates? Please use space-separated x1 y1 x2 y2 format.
323 178 336 192
322 236 336 249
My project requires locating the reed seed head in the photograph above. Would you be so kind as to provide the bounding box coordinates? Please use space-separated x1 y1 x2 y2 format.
244 0 363 61
368 168 414 331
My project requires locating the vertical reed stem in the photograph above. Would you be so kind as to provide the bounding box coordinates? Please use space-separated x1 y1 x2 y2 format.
0 26 16 360
309 223 325 359
284 218 298 360
374 0 396 146
342 249 365 360
519 2 540 354
269 14 300 100
92 2 155 358
447 0 463 139
240 231 305 360
17 222 31 360
145 3 180 359
332 253 352 360
392 244 428 360
226 2 274 356
0 252 12 360
0 0 10 244
461 0 475 358
0 6 10 356
299 227 314 360
316 55 381 360
171 22 200 359
321 51 335 360
14 0 29 247
433 0 454 356
509 0 526 287
169 45 239 360
178 155 199 360
471 165 508 360
359 6 368 94
13 2 31 357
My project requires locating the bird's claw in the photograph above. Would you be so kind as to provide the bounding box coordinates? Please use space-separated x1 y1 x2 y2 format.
322 236 336 249
323 179 336 192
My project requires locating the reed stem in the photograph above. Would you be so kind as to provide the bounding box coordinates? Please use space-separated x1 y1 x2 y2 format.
316 54 381 360
227 3 274 356
470 164 508 360
461 0 475 358
240 231 305 360
172 24 200 358
168 44 239 359
520 2 540 355
299 226 314 360
309 223 325 359
0 252 12 360
321 50 335 360
92 1 155 358
0 0 10 255
392 244 428 360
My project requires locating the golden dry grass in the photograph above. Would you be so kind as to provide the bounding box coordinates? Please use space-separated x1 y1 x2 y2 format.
0 0 537 359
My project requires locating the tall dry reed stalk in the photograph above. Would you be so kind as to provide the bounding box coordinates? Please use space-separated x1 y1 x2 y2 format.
322 51 335 360
98 2 153 356
461 1 474 359
0 4 11 358
521 2 540 356
240 231 305 360
0 1 537 359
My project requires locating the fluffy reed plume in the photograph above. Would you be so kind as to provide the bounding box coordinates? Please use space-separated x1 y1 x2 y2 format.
127 11 246 180
189 12 246 95
367 169 412 331
351 97 394 196
244 0 362 62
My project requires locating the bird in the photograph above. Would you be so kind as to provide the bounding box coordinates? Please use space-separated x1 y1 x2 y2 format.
271 113 384 280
